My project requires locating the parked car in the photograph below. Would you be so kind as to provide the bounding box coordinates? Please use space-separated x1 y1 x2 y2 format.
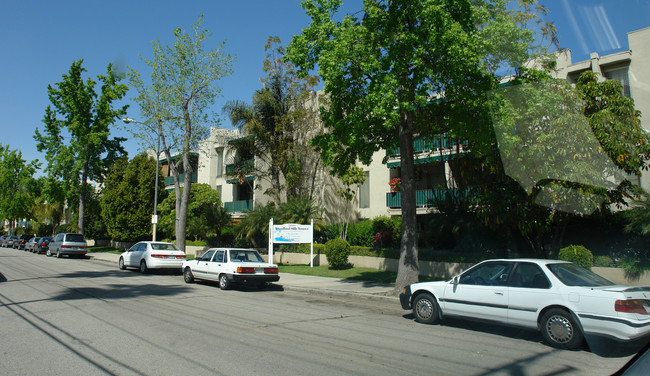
13 234 34 250
400 258 650 350
4 236 18 248
47 233 87 258
0 235 8 247
182 248 280 290
24 237 40 252
33 236 52 254
118 241 186 273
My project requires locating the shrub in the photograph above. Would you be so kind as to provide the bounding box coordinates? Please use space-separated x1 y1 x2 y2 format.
347 220 374 247
325 238 351 269
593 255 615 268
558 245 593 270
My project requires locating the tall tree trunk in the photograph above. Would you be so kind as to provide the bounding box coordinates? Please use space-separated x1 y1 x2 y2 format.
395 110 420 294
78 162 89 235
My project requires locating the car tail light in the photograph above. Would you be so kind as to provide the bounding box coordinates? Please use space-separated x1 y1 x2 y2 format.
61 245 87 249
264 267 279 274
615 300 649 314
236 267 255 274
175 255 186 259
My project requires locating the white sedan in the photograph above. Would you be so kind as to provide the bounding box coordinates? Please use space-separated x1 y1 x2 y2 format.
118 241 186 273
182 248 280 290
400 259 650 350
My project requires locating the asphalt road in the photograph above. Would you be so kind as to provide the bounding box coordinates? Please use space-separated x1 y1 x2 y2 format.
0 247 637 375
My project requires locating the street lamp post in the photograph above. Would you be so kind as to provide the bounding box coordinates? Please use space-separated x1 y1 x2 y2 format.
123 117 161 241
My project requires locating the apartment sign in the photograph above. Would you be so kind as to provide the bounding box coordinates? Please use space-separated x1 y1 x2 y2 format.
273 224 313 244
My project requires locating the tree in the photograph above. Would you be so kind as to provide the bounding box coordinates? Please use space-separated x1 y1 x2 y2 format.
34 60 128 235
286 0 541 293
127 15 234 251
101 153 166 241
223 37 320 206
0 145 39 234
186 183 231 242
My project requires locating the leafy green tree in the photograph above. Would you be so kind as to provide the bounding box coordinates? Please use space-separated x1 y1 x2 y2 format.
101 154 166 241
286 0 544 293
278 196 324 231
0 145 39 234
223 37 320 206
234 203 278 248
127 15 234 251
34 59 128 235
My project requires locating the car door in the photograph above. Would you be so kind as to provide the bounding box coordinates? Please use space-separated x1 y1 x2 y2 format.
205 250 226 281
441 261 513 322
192 250 215 279
125 243 144 267
507 262 553 329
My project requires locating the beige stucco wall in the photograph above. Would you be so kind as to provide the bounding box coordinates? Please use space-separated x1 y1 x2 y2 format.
628 27 650 190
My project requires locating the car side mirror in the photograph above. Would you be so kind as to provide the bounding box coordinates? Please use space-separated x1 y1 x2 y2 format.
452 275 460 285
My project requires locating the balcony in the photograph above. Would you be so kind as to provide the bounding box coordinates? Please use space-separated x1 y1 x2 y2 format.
164 172 198 187
225 200 253 213
386 188 477 208
225 159 254 175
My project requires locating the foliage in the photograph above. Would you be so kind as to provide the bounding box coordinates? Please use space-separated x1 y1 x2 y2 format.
593 255 615 268
223 37 320 206
324 238 351 269
0 145 39 234
622 192 650 237
333 166 366 240
286 0 551 293
34 59 128 235
127 15 234 251
558 245 593 270
278 196 324 230
347 220 374 248
157 183 229 243
101 153 166 241
234 202 278 248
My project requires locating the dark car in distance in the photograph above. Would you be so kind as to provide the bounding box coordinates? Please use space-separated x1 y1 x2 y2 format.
14 234 34 250
33 236 52 254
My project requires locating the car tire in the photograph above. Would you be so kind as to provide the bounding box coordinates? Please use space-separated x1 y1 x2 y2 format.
118 257 126 270
540 308 584 350
140 260 148 274
183 268 194 283
219 274 231 290
46 249 52 257
412 293 441 324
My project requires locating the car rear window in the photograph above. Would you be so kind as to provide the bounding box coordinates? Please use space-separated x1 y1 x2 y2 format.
151 243 180 251
66 234 86 242
547 263 614 287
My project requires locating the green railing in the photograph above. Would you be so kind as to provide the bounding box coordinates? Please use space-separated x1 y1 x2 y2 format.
226 159 254 175
386 188 477 208
224 200 253 213
164 172 198 186
387 133 467 157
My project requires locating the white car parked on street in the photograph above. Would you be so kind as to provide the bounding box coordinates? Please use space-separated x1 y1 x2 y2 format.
182 248 280 290
400 259 650 350
118 241 186 273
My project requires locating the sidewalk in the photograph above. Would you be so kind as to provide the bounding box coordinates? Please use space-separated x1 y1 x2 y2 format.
87 252 399 303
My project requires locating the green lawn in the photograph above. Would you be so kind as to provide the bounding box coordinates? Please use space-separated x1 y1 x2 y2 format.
278 264 443 284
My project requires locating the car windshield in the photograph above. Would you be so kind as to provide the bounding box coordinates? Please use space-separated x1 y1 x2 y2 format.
547 263 615 287
229 250 265 262
151 243 180 251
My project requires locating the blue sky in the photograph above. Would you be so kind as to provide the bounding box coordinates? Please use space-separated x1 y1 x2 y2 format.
1 0 649 170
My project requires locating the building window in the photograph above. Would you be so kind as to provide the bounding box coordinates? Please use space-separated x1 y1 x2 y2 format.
604 68 631 97
359 171 370 209
216 185 222 197
216 148 224 177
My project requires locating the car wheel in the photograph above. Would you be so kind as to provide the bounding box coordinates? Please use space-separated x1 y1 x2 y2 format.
140 260 148 274
183 268 194 283
540 308 584 350
46 249 52 257
56 249 62 258
219 274 231 290
412 293 441 324
118 257 126 270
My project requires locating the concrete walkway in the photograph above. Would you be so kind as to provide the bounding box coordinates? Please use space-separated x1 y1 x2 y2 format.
88 252 399 303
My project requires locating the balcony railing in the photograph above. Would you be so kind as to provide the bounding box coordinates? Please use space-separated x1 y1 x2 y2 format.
225 159 254 175
224 200 253 213
386 188 477 208
164 172 198 186
387 133 467 157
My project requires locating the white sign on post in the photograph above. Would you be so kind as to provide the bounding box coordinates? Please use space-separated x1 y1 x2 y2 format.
268 219 314 267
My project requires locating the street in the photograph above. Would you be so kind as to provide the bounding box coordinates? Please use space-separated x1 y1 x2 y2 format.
0 248 636 375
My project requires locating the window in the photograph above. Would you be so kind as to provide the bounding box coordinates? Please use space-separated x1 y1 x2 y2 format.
604 68 631 97
216 148 224 177
200 250 215 261
459 261 513 286
359 171 370 208
510 263 550 289
215 251 225 263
